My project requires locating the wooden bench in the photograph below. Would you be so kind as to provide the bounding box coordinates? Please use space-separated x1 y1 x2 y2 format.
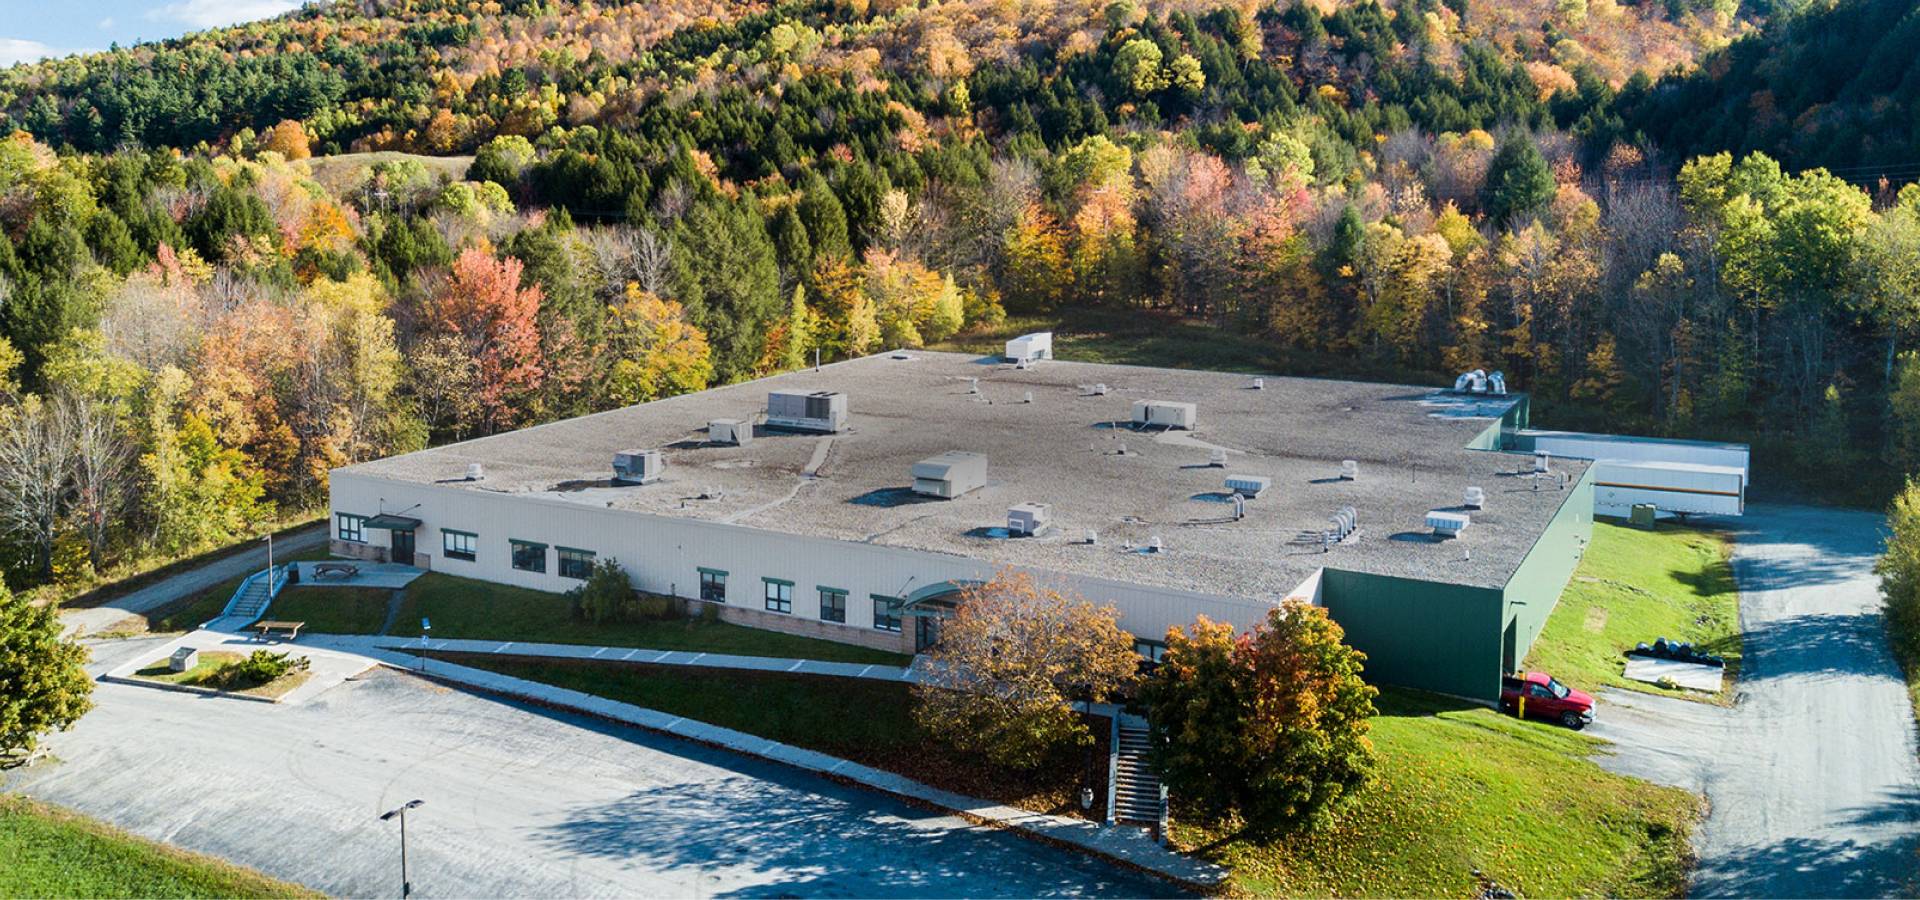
254 620 306 641
310 562 360 580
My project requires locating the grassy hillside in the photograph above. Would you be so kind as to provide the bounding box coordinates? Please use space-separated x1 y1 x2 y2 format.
0 795 316 899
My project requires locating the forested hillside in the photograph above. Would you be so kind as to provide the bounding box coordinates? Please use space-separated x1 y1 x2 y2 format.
1620 0 1920 174
0 0 1909 592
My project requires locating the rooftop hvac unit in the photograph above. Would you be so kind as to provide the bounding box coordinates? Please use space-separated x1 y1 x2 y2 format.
1534 451 1552 474
708 418 752 446
1087 383 1109 396
766 390 848 433
1463 486 1486 509
612 448 664 485
1426 509 1470 538
1132 400 1198 430
1453 368 1489 393
1340 460 1359 481
1007 502 1053 537
1004 331 1054 363
1224 474 1271 498
1208 448 1228 467
464 463 485 481
911 451 988 499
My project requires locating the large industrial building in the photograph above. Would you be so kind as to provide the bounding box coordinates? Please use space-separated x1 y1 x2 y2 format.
329 349 1605 703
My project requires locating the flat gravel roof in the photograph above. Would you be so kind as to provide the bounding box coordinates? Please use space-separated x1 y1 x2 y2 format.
339 351 1589 598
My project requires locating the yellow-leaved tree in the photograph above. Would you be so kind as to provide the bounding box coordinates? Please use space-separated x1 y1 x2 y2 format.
604 285 714 406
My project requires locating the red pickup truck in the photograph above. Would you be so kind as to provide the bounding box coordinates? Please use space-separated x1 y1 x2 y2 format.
1500 672 1595 729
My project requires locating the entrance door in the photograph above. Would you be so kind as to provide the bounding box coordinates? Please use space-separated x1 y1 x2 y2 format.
390 529 416 566
915 614 941 652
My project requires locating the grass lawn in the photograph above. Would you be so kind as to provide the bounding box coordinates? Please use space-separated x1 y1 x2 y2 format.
268 586 393 634
103 548 338 637
428 653 1101 818
0 795 315 898
1525 519 1740 703
1174 689 1699 898
386 573 912 666
132 651 312 700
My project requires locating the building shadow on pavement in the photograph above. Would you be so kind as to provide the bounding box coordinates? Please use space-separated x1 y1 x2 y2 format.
1734 611 1902 683
1692 833 1920 899
535 777 1177 898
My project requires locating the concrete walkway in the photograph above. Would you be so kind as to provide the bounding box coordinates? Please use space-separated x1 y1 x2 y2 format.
99 629 378 706
299 635 1223 888
311 634 922 683
60 527 328 639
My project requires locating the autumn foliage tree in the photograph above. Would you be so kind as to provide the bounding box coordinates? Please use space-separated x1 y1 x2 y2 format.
0 580 92 758
912 571 1139 770
1143 603 1378 833
424 249 545 433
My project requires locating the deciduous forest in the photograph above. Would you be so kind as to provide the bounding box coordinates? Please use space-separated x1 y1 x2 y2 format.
0 0 1913 590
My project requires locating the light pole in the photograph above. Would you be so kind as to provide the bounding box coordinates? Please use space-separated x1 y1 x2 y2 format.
264 533 275 585
378 799 425 898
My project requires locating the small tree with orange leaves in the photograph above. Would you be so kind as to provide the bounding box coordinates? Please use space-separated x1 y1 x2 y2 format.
1142 602 1377 833
912 570 1139 770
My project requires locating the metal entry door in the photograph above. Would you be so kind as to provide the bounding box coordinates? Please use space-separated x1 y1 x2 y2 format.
391 529 416 566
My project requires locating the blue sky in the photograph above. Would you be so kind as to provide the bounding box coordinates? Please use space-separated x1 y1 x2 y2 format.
0 1 305 66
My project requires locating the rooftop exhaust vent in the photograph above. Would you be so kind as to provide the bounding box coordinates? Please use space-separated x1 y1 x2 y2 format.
1251 377 1265 390
1083 383 1109 396
1005 331 1054 363
708 418 752 446
767 390 847 433
1533 451 1552 474
1007 502 1053 537
1084 528 1099 545
1453 368 1489 393
1323 506 1358 550
1463 486 1486 509
1224 474 1271 498
1488 371 1507 395
612 449 664 485
911 451 988 499
464 463 485 481
1132 399 1198 430
1427 509 1470 538
1340 460 1359 481
1208 448 1228 467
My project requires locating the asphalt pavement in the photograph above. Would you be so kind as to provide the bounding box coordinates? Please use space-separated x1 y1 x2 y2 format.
1592 503 1920 898
60 527 329 638
4 637 1173 898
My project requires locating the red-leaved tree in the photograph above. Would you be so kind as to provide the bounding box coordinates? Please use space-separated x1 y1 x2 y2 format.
425 249 545 433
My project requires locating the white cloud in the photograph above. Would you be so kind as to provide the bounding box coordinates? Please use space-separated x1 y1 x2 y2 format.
0 38 85 67
147 0 305 30
99 17 117 30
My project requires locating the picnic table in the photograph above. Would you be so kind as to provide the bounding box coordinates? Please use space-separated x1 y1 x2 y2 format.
310 561 361 580
254 620 306 641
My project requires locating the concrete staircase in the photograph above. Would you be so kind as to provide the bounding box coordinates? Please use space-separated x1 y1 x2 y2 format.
1112 720 1166 830
209 565 288 629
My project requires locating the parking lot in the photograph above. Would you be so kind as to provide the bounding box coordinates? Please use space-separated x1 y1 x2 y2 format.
6 637 1169 898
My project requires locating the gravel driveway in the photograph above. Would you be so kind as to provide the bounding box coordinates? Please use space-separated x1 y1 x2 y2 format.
1592 504 1920 898
5 637 1170 898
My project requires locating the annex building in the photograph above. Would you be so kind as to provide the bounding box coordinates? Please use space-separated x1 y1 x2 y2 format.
328 349 1598 703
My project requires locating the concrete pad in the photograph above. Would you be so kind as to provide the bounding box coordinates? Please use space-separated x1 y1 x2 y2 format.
101 630 376 705
1622 655 1725 693
287 561 423 589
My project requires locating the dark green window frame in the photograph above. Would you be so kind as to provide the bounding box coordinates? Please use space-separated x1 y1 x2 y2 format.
442 529 477 562
818 587 847 623
872 594 902 633
699 568 728 602
557 547 594 580
511 540 547 573
764 578 793 614
336 513 366 543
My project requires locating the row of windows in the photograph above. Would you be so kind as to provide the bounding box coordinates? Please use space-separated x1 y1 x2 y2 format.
694 569 900 632
337 514 901 632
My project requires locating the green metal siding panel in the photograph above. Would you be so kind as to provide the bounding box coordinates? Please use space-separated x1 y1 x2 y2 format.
1319 569 1506 702
1500 467 1596 671
1466 394 1531 451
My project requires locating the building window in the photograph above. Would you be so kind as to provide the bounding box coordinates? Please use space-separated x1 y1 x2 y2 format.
1135 639 1167 665
819 588 847 623
699 568 727 602
442 529 477 562
336 513 366 543
872 595 902 632
511 540 547 573
557 547 594 580
764 578 793 614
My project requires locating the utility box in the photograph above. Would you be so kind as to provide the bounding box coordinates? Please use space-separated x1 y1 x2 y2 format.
912 451 988 499
1223 474 1271 498
708 418 752 446
169 647 199 673
1004 331 1054 363
1007 502 1053 536
1630 503 1658 529
612 448 664 485
766 390 848 433
1132 400 1198 430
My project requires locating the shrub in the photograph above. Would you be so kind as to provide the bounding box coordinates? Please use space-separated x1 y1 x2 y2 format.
1877 479 1920 679
216 650 308 689
0 582 93 757
1143 602 1378 834
570 557 637 624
